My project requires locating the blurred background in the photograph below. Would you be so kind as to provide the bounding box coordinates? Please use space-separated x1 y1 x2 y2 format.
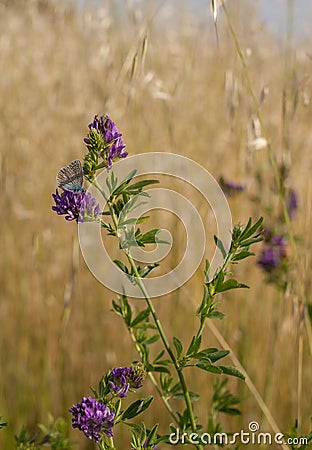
0 0 311 448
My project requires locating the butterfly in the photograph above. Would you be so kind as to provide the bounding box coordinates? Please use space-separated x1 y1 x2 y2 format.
56 159 85 193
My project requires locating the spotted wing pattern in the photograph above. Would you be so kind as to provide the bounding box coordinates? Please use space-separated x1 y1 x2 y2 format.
56 159 84 193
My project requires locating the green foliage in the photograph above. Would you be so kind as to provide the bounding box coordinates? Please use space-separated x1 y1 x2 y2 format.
56 129 265 448
15 428 38 450
121 397 153 421
37 417 73 450
211 379 241 416
109 215 263 446
284 421 312 449
15 417 73 450
128 422 165 450
0 417 7 430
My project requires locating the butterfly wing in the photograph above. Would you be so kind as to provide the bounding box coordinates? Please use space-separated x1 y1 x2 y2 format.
56 159 84 192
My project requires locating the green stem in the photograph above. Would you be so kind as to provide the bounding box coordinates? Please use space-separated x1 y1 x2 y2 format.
221 2 312 365
93 177 108 201
106 195 202 449
109 437 115 449
196 250 234 341
221 0 297 258
98 437 115 450
126 251 200 444
128 327 180 424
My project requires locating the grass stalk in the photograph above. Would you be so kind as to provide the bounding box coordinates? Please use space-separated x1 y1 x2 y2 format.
207 319 291 450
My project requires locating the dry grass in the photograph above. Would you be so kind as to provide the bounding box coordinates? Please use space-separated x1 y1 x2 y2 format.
0 0 311 448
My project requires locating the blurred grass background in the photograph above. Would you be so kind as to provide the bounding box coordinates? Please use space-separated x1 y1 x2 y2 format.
0 0 311 448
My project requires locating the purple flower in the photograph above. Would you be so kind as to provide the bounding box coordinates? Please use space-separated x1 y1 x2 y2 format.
68 396 115 442
258 231 287 273
84 114 128 170
286 188 298 219
271 234 286 248
52 189 100 223
258 247 282 271
220 177 244 196
108 364 145 398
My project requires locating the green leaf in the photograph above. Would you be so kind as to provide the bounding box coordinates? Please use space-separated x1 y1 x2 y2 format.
218 365 245 380
120 294 132 325
246 216 264 237
144 334 160 345
114 399 122 421
124 179 159 193
139 229 168 245
112 169 137 196
214 235 227 258
240 236 264 247
119 216 149 226
214 270 225 292
186 335 202 357
113 259 129 274
145 424 159 448
0 418 7 430
153 349 165 364
96 160 109 170
219 407 241 416
208 311 225 319
139 263 159 278
112 300 122 316
231 250 254 261
196 363 223 374
195 349 230 363
173 391 200 401
239 217 252 240
121 396 153 420
153 358 172 366
239 216 263 241
173 337 183 358
130 308 150 327
204 264 211 283
194 347 218 356
217 279 249 293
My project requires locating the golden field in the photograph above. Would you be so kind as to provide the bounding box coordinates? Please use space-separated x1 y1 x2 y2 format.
0 0 311 448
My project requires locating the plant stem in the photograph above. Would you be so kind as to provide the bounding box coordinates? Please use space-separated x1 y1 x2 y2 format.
221 0 297 258
297 332 303 433
106 195 202 449
126 252 201 446
128 328 180 424
221 1 312 404
207 319 291 450
196 250 234 341
93 177 108 202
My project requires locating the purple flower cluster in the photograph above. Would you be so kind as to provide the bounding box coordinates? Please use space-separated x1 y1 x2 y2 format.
258 230 287 273
109 365 145 398
219 176 244 196
286 188 298 219
68 396 115 442
85 114 128 169
52 189 100 223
